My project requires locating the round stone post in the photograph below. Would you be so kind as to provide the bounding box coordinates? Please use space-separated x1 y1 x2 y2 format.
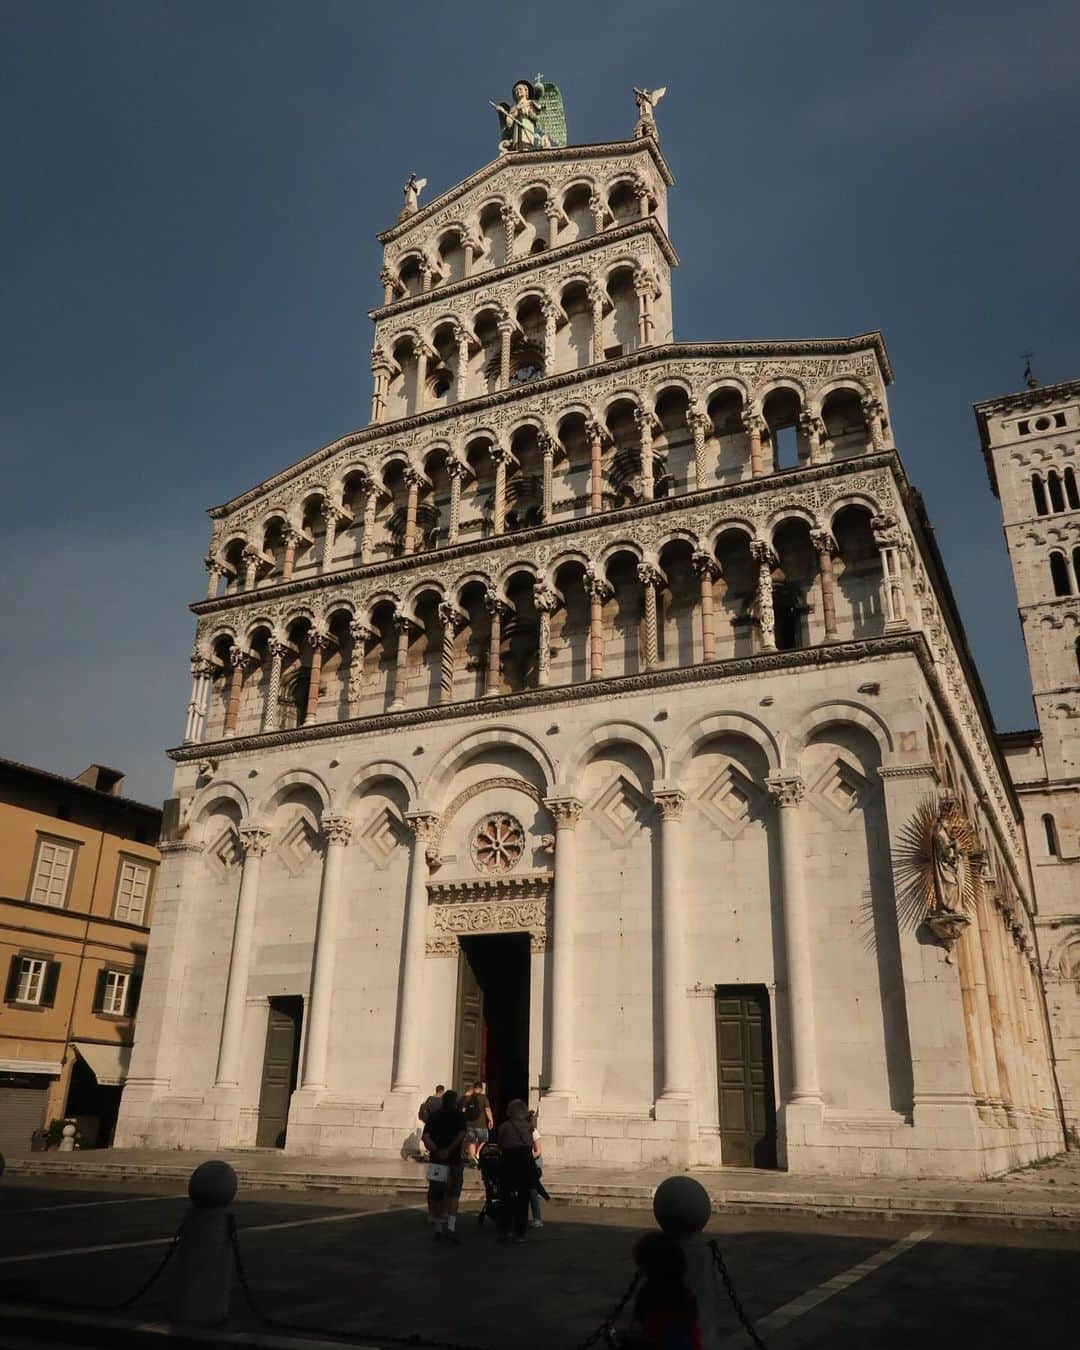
453 324 471 402
484 591 510 697
653 1177 722 1350
204 557 225 600
241 545 261 592
654 791 692 1101
810 529 839 641
360 477 379 562
490 446 511 536
743 409 764 478
635 407 656 501
223 648 251 738
544 201 561 249
634 271 655 347
584 567 612 679
750 541 778 652
402 469 423 555
691 552 721 662
172 1162 236 1327
544 797 583 1097
301 816 353 1089
497 318 514 388
587 282 605 365
281 527 301 582
346 619 374 716
799 411 826 465
446 457 465 544
414 343 430 413
538 432 556 522
380 268 395 306
766 776 822 1107
304 630 331 727
534 585 560 687
320 503 342 573
215 828 270 1086
541 298 559 373
393 812 439 1093
390 613 415 711
185 657 212 744
462 236 475 277
586 420 605 515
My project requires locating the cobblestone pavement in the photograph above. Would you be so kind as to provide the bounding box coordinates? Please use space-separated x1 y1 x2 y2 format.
0 1177 1077 1348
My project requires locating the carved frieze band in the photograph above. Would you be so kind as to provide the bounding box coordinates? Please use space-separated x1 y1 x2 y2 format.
426 893 552 956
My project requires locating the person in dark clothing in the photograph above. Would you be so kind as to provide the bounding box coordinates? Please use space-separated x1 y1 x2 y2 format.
626 1231 702 1350
494 1098 539 1243
421 1089 467 1242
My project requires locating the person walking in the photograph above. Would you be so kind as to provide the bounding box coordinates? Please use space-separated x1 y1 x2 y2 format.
421 1089 467 1243
495 1098 539 1243
462 1080 492 1166
415 1083 444 1165
527 1109 544 1228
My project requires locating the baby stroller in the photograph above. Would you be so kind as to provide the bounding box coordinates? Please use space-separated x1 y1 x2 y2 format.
476 1141 503 1226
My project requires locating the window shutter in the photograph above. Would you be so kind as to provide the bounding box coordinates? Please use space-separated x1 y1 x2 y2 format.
92 968 108 1013
4 956 20 1003
40 961 60 1008
127 972 142 1016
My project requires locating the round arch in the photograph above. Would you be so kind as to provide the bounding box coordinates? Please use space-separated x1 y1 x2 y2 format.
562 720 665 786
254 767 332 819
668 712 780 779
424 725 556 805
332 760 419 816
785 700 895 763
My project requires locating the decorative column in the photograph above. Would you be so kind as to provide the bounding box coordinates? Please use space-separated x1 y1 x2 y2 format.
544 797 584 1097
369 350 392 424
654 790 691 1102
393 811 440 1093
490 446 511 535
966 853 1004 1114
544 201 561 249
586 419 606 514
262 638 289 733
462 235 477 277
691 551 721 662
637 562 664 670
588 192 606 235
242 544 262 592
446 457 466 544
484 590 510 697
453 323 471 402
635 407 656 501
380 268 396 306
497 317 514 389
500 204 517 263
223 647 252 737
390 613 416 710
587 282 605 364
799 411 826 465
975 871 1015 1112
418 259 432 293
204 557 226 600
215 826 271 1086
634 270 655 347
862 395 886 451
300 815 353 1089
281 527 302 582
809 530 839 641
304 630 332 727
416 343 437 414
437 603 466 704
584 566 612 679
402 468 424 555
533 585 560 687
750 540 778 652
743 408 765 478
537 432 556 522
687 407 710 490
320 502 343 573
346 620 375 716
541 297 559 373
871 514 907 627
765 776 822 1106
184 656 215 744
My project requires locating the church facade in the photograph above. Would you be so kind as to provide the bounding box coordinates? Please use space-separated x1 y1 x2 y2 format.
117 86 1065 1175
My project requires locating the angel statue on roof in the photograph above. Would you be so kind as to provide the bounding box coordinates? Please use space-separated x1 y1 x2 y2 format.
493 80 547 153
634 85 666 138
400 173 427 218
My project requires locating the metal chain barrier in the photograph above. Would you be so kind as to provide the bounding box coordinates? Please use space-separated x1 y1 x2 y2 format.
708 1238 768 1350
571 1268 641 1350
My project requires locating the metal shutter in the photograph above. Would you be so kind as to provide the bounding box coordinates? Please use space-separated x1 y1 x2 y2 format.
0 1081 49 1155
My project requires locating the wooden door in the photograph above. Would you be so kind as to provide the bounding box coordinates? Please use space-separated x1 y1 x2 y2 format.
714 986 777 1168
453 946 483 1093
256 997 301 1148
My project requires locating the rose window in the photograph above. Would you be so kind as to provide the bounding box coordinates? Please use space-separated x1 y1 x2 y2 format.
470 813 526 874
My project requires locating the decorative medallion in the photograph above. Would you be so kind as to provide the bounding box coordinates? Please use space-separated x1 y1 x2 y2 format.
470 812 526 874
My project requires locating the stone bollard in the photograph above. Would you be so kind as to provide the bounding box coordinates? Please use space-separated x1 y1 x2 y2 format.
171 1161 236 1327
58 1122 77 1152
653 1175 721 1350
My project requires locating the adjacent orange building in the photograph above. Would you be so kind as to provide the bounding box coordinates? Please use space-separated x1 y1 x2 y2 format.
0 758 160 1153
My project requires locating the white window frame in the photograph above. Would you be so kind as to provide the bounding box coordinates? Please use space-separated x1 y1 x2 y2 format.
113 858 152 925
28 835 77 909
102 970 130 1016
15 957 48 1005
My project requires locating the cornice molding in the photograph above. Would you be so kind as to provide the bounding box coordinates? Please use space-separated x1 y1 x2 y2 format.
377 137 674 244
371 218 678 322
193 450 902 617
207 335 893 519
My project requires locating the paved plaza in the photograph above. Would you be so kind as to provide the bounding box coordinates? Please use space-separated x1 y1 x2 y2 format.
0 1170 1077 1348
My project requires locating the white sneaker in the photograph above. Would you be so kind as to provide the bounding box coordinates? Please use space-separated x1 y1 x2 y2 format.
529 1218 543 1228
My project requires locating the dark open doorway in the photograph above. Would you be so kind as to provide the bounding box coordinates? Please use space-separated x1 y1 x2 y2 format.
714 984 778 1168
453 933 530 1124
256 996 302 1148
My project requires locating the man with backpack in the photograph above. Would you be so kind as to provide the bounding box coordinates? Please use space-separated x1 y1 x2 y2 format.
462 1080 493 1166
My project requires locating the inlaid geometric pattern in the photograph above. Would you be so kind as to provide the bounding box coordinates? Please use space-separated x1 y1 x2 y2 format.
809 758 874 826
278 816 320 873
207 826 241 877
357 806 409 869
696 765 765 839
590 774 651 843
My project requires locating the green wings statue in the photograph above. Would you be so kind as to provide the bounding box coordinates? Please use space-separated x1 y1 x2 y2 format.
492 76 566 153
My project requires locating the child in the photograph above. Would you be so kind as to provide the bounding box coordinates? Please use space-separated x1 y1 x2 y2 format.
626 1231 702 1350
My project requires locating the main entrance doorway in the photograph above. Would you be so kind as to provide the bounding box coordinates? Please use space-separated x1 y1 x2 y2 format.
714 985 777 1168
453 934 530 1124
256 996 302 1148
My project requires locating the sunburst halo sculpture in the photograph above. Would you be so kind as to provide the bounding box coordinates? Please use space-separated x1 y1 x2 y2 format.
892 794 980 958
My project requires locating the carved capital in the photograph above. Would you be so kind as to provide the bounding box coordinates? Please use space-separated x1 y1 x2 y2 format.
392 611 420 636
765 775 806 808
686 407 711 436
489 444 514 468
741 409 764 434
238 826 272 859
190 654 215 678
437 602 468 632
583 566 614 602
636 561 665 590
536 430 557 457
402 467 428 490
584 418 608 446
323 815 353 847
450 321 472 347
533 584 561 615
406 811 440 844
544 797 584 828
798 410 825 441
586 280 606 309
445 455 469 480
809 529 838 557
483 588 513 620
308 628 335 652
653 789 686 821
204 555 227 577
267 637 292 660
229 646 254 670
633 406 658 436
750 539 778 569
691 550 722 581
348 619 376 645
870 513 900 547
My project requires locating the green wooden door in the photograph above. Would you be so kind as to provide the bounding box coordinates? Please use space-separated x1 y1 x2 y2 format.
453 946 484 1093
714 987 777 1168
256 998 301 1148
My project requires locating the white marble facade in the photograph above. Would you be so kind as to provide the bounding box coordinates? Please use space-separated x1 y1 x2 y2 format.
117 102 1065 1176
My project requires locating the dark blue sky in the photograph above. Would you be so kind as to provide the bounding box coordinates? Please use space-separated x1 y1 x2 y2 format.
3 1 1078 804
